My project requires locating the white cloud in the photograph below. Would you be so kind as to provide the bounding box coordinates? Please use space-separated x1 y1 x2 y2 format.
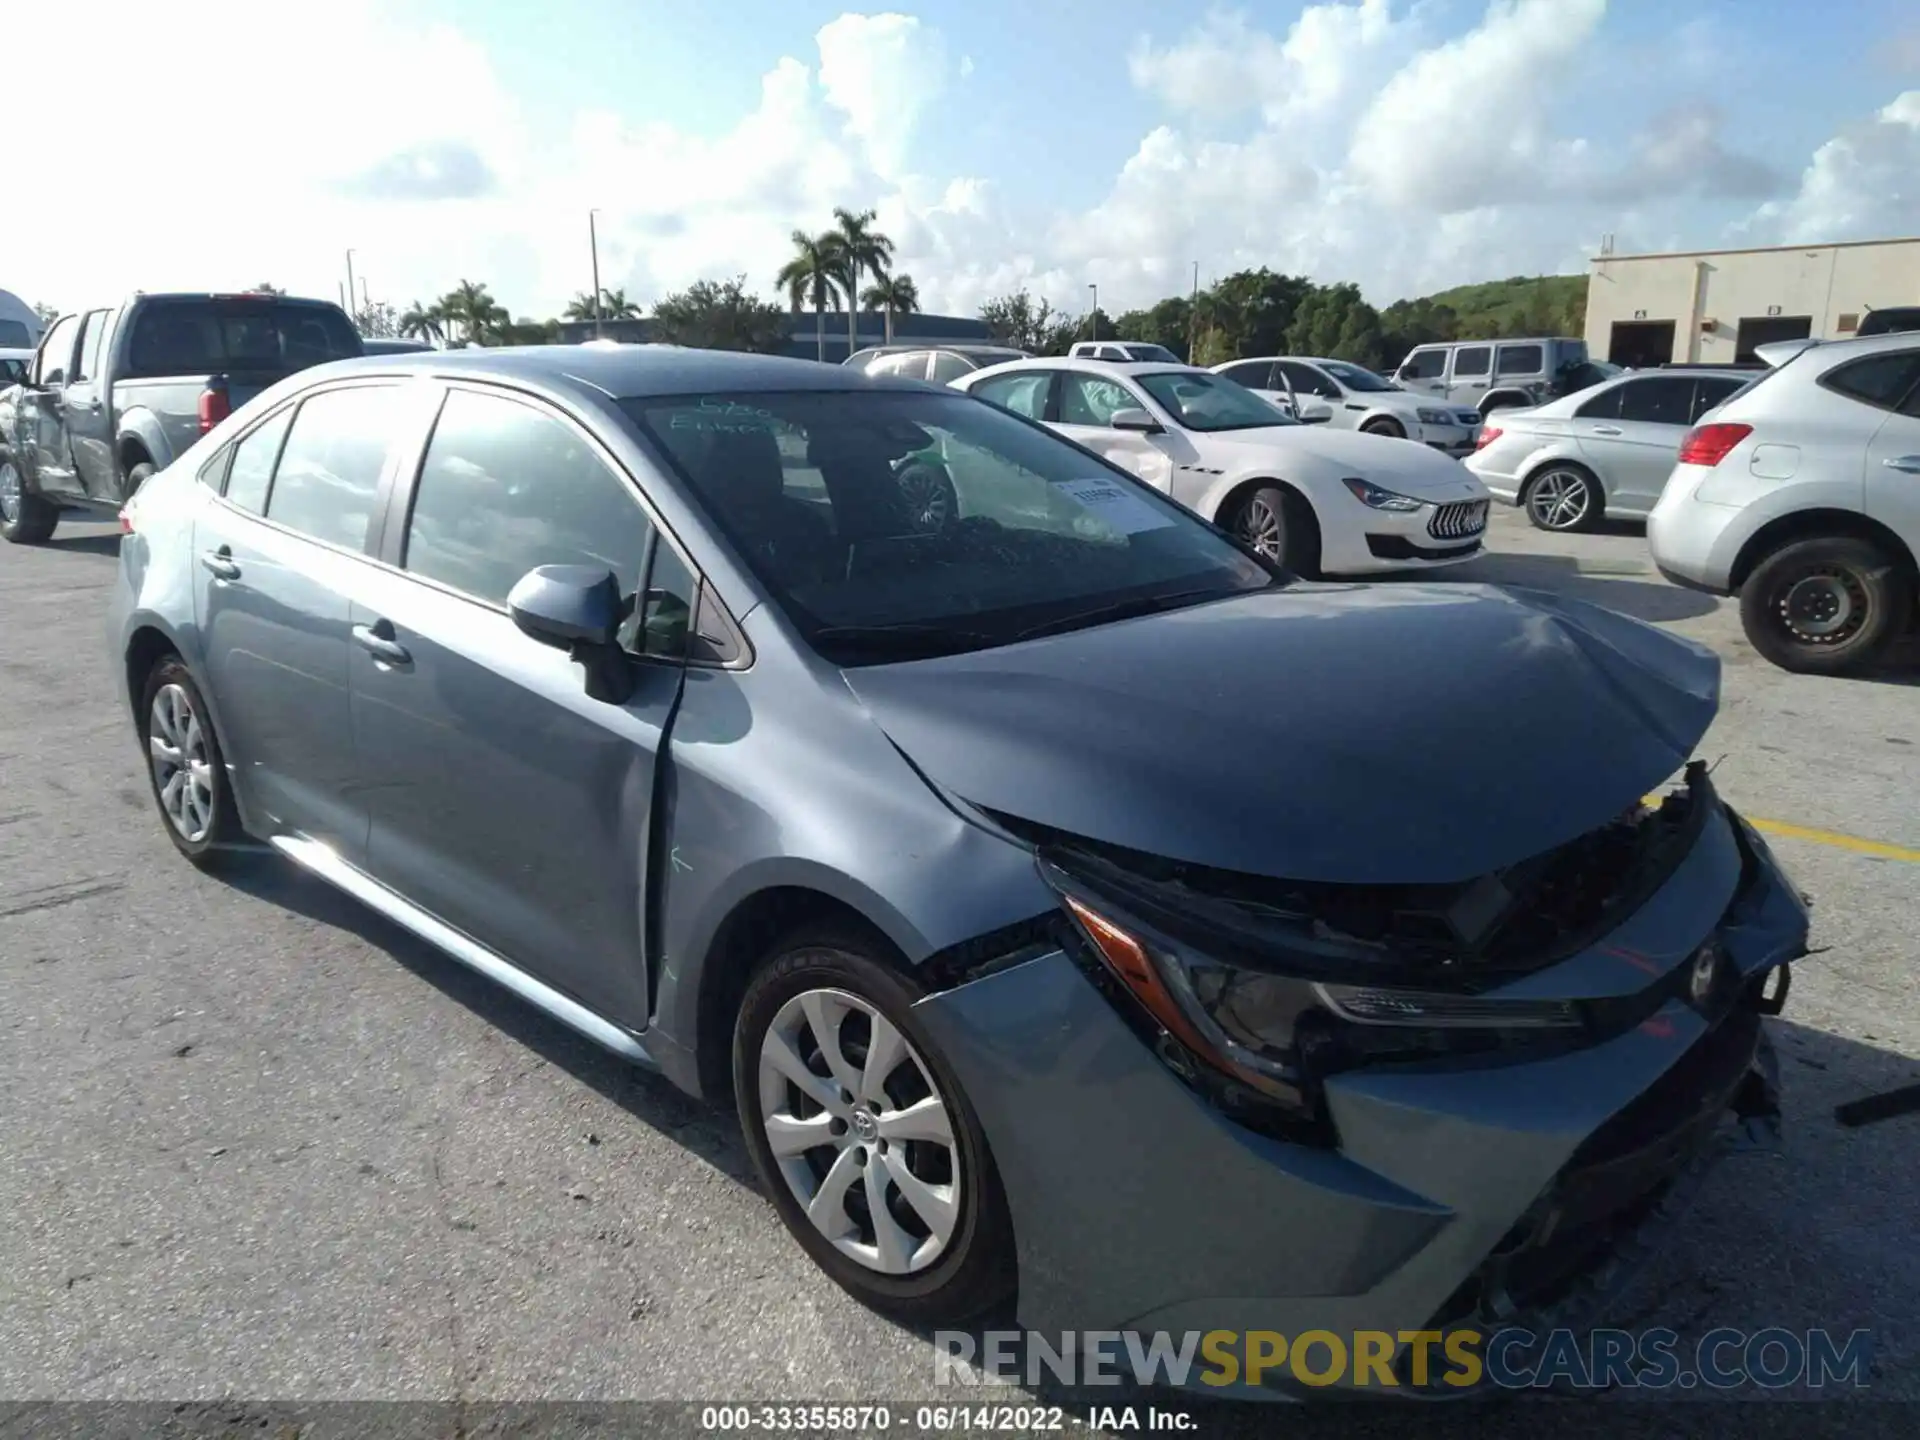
1752 91 1920 244
815 13 950 179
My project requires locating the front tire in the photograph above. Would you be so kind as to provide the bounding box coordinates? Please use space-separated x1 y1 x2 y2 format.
0 458 59 544
1738 536 1914 676
733 930 1016 1325
1233 484 1321 577
139 655 244 867
125 461 157 497
1361 417 1406 440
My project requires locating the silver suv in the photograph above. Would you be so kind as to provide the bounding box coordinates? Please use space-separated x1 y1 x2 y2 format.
1394 337 1609 417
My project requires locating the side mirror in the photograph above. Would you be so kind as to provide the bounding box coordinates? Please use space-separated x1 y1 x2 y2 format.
1110 407 1162 434
1297 400 1334 424
507 564 634 703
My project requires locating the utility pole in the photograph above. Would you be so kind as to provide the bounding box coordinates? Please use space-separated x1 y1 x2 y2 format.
1188 261 1199 361
589 210 604 338
345 250 358 321
1086 283 1098 340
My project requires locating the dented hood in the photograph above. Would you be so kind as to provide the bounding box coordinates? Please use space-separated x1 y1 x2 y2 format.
843 583 1719 885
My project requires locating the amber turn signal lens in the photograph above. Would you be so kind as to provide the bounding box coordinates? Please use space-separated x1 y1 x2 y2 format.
1063 895 1215 1058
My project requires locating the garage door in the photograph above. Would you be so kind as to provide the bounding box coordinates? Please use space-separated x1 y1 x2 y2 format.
1608 320 1676 368
1734 315 1811 363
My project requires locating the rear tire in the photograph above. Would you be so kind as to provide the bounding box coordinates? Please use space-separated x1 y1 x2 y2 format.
1233 484 1321 578
733 929 1016 1326
1738 536 1914 676
0 458 59 544
1522 463 1603 533
125 461 156 497
139 655 244 868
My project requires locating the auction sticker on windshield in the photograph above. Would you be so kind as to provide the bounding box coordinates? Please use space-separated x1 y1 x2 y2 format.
1051 477 1176 535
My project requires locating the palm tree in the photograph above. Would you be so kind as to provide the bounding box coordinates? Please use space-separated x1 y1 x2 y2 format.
399 301 444 345
598 287 641 319
562 291 601 323
861 273 920 345
776 230 847 363
831 207 894 358
439 280 508 345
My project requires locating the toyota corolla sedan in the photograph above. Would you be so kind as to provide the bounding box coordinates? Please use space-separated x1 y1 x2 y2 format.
952 357 1490 576
111 346 1809 1397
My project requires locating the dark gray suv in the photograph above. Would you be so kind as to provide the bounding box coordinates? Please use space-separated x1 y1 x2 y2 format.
111 345 1810 1394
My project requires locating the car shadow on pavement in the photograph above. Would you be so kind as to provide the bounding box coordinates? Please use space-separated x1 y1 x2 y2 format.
45 531 122 557
211 848 764 1189
1387 552 1721 624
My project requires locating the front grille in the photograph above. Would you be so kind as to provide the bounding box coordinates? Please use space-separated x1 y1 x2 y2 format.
1428 499 1488 540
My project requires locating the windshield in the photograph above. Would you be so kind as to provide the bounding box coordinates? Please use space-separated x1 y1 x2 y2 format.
622 390 1275 664
1317 360 1396 392
1134 370 1296 431
123 299 362 379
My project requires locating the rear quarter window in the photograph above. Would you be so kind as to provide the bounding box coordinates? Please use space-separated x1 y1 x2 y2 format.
1819 352 1920 412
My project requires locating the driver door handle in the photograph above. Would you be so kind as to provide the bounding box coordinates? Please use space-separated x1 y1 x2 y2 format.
1590 426 1623 436
1883 455 1920 474
200 548 241 581
352 620 412 666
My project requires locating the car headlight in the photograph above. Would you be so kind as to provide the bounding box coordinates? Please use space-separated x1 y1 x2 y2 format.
1049 872 1584 1136
1341 476 1425 511
1415 407 1454 426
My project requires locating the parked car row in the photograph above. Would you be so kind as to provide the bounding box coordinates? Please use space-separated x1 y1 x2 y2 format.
96 342 1809 1390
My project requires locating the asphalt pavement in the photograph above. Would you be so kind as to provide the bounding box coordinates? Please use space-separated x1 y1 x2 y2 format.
0 510 1914 1429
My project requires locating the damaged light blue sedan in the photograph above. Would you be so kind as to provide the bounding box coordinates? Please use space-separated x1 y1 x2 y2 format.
110 345 1810 1396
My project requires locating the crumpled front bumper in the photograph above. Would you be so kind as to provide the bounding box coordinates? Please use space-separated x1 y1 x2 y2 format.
911 802 1809 1397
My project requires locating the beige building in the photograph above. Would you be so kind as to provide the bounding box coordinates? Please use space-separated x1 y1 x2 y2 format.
1584 236 1920 368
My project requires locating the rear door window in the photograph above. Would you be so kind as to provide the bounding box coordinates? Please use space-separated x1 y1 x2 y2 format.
74 310 112 384
1689 376 1746 421
123 300 361 378
1495 344 1545 377
263 385 406 550
1613 376 1696 426
927 351 976 385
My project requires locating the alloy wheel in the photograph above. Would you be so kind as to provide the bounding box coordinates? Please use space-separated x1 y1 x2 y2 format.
897 468 953 534
1773 565 1867 647
148 683 216 843
0 460 19 524
1239 496 1286 561
756 987 960 1276
1527 469 1592 530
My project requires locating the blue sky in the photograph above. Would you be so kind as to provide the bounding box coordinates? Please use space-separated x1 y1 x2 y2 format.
11 0 1920 320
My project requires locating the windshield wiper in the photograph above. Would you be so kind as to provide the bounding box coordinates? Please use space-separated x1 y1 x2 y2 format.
1015 587 1233 641
811 623 1001 658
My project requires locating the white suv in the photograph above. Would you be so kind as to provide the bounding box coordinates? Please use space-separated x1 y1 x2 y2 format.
1647 334 1920 674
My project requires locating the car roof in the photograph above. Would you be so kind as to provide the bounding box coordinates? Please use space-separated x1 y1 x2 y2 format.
967 355 1201 381
316 343 932 398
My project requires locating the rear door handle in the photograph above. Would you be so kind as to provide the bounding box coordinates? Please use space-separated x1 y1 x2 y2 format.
1883 455 1920 474
200 548 240 580
352 621 412 666
1590 426 1623 436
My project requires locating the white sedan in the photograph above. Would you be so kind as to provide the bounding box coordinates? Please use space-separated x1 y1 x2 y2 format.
950 357 1489 576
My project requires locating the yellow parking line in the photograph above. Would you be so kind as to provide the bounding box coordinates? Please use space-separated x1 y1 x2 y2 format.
1641 795 1920 863
1745 816 1920 864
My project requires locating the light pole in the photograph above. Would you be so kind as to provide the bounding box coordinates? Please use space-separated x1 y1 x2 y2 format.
1188 260 1199 361
1087 283 1098 341
588 210 604 338
345 250 358 320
